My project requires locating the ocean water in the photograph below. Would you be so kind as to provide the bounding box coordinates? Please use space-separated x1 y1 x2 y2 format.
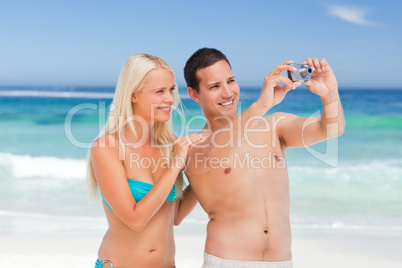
0 86 401 235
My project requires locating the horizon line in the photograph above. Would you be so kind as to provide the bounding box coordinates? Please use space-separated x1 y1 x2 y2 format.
0 85 402 91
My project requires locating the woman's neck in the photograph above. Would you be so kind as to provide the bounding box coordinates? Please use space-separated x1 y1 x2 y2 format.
123 118 153 146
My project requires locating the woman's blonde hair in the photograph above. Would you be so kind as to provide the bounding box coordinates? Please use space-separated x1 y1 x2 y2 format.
87 54 183 201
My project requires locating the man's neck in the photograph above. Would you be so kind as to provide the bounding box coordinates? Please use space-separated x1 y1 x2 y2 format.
197 101 271 158
206 114 237 132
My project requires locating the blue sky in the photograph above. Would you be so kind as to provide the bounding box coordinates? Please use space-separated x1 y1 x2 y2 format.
1 0 401 88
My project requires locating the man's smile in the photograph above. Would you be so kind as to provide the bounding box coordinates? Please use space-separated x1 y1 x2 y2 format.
218 98 235 108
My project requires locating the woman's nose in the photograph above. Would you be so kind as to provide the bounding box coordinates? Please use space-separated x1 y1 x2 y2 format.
164 91 174 103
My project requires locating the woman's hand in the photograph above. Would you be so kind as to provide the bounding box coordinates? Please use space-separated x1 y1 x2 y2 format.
171 134 204 170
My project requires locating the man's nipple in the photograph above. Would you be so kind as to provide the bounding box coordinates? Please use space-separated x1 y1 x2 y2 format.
224 167 232 174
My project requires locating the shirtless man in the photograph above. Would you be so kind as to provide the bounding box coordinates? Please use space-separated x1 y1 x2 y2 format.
183 48 345 267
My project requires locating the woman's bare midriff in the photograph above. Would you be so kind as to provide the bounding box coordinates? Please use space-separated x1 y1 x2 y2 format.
98 201 176 268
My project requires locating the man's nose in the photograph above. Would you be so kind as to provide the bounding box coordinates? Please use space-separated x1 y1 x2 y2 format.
221 84 232 98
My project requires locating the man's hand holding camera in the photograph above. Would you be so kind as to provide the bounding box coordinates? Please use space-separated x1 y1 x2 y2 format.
256 61 302 110
256 57 339 111
303 57 339 98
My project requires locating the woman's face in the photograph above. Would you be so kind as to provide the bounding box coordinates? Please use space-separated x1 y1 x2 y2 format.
132 68 175 123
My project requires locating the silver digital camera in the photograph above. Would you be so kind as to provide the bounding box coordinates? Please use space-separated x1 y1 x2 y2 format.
287 63 313 82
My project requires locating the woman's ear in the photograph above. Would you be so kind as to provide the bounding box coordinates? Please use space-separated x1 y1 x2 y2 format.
131 93 137 103
188 87 200 103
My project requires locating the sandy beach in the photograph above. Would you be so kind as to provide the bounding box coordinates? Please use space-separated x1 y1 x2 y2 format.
1 225 401 267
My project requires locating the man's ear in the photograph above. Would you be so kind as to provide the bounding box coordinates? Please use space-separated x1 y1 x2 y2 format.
187 87 200 103
131 93 137 103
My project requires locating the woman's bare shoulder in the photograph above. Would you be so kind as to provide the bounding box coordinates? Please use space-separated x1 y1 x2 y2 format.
90 133 120 157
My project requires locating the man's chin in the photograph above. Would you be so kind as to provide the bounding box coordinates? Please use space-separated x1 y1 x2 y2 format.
215 107 238 118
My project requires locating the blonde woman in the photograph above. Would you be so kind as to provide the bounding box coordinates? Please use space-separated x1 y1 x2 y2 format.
88 54 202 268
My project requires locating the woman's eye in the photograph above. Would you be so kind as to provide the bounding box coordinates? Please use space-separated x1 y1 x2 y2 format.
157 90 163 93
169 87 175 92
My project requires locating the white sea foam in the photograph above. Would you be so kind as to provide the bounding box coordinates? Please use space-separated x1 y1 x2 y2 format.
0 153 86 179
0 152 401 234
1 151 401 183
289 160 402 183
0 209 105 222
0 90 113 99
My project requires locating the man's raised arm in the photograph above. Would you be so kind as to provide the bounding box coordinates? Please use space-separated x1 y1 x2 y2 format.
275 57 345 148
195 61 302 159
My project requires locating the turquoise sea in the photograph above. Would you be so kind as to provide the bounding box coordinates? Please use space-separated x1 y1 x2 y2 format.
0 86 401 235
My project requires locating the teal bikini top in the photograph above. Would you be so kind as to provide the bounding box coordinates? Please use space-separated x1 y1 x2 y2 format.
101 180 177 211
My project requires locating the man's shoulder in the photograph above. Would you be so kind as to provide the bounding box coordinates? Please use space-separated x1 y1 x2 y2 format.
184 133 214 177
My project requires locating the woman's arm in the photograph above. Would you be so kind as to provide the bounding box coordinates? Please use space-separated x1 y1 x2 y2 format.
91 134 202 232
91 135 179 231
174 183 198 225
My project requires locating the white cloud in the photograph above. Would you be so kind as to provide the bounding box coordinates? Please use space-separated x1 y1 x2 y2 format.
329 5 377 26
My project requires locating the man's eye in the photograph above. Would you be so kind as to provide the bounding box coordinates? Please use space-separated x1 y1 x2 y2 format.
157 90 163 93
169 87 175 92
210 85 218 89
228 79 235 83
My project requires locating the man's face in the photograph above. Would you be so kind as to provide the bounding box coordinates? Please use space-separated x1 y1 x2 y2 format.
189 60 240 121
